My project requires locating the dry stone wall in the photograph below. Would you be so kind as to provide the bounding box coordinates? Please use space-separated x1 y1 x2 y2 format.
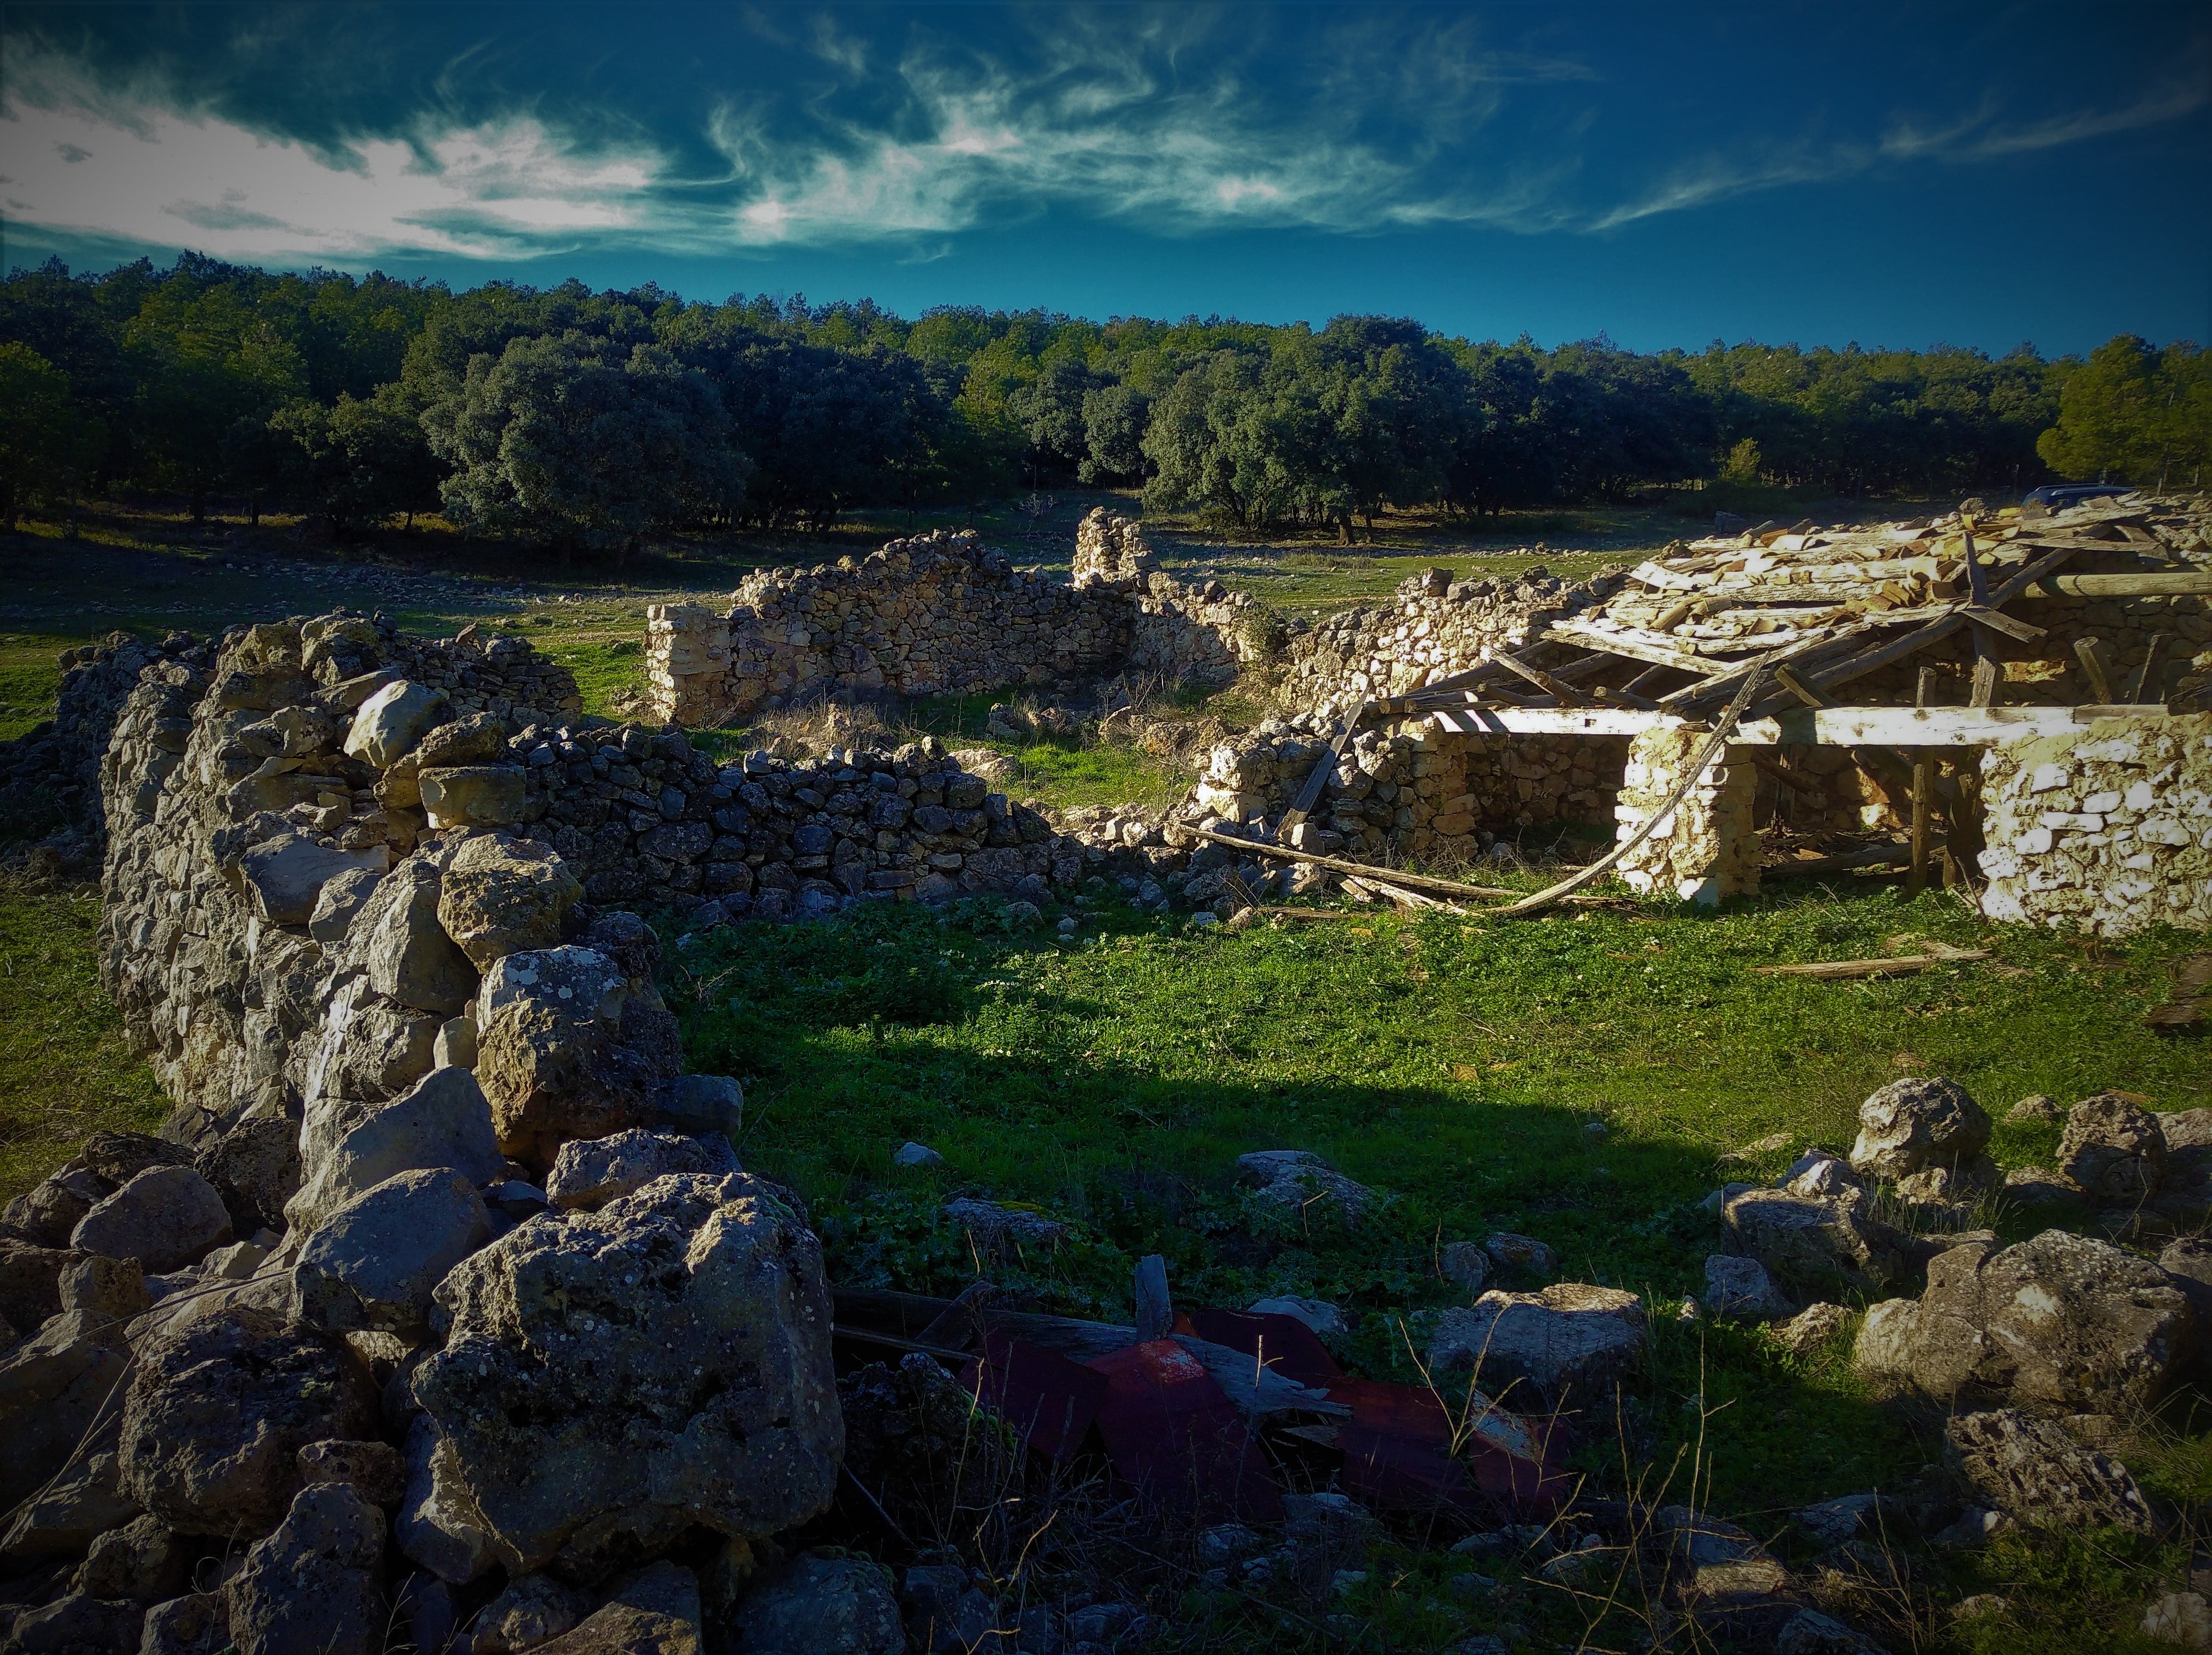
646 511 1252 729
1979 712 2212 936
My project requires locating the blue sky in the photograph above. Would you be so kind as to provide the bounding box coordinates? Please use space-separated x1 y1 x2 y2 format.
2 3 2206 355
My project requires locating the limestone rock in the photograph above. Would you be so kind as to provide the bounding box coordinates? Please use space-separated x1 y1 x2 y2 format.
296 1438 406 1507
436 835 583 970
2143 1591 2212 1650
0 1238 87 1330
77 1514 193 1601
238 834 388 928
119 1306 379 1536
1774 1302 1850 1355
2008 1093 2065 1125
1853 1230 2193 1414
138 1592 228 1655
1894 1155 1999 1206
2059 1093 2168 1206
419 766 527 829
78 1133 191 1188
1483 1231 1558 1276
69 1166 231 1275
286 1067 504 1235
1234 1150 1376 1219
410 1171 839 1579
1774 1609 1890 1654
1429 1284 1646 1404
4 1177 97 1247
0 1308 131 1513
472 1573 591 1653
732 1552 901 1655
222 1482 387 1655
891 1141 943 1169
1 1448 139 1563
194 1114 302 1239
652 1073 743 1140
1725 1187 1902 1296
291 1168 490 1336
59 1254 150 1320
3 1595 148 1653
1704 1255 1791 1321
352 858 479 1017
1439 1240 1489 1294
1849 1077 1990 1181
529 1560 702 1654
1249 1296 1347 1336
413 712 510 770
346 679 449 768
475 947 682 1168
396 1414 499 1586
1944 1408 2154 1534
546 1130 739 1212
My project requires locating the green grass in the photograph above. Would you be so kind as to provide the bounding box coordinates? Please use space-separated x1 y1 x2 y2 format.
0 891 166 1198
646 877 2208 1651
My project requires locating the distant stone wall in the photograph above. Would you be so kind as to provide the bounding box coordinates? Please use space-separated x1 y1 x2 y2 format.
0 631 200 855
1979 712 2212 936
645 513 1252 728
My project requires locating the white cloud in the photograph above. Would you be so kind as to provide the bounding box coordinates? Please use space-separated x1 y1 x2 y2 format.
1882 77 2209 162
1 58 668 262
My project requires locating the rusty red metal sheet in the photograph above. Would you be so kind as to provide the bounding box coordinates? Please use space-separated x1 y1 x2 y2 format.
958 1332 1108 1465
1087 1338 1285 1523
1173 1308 1343 1389
1328 1378 1570 1519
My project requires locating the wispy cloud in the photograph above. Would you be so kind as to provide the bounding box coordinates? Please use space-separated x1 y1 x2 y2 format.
1882 76 2209 162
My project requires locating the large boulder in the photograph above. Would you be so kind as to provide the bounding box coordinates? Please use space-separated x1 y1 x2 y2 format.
345 679 449 768
79 1513 195 1601
2058 1093 2167 1206
1724 1188 1903 1296
349 858 479 1018
419 767 527 830
0 1308 132 1512
138 1593 229 1655
536 1560 703 1655
71 1166 232 1274
1429 1284 1646 1404
194 1113 302 1239
396 1414 499 1586
1944 1409 2155 1535
0 1237 86 1330
546 1130 739 1212
290 1169 492 1336
0 1445 140 1562
238 834 388 928
1854 1230 2193 1414
1234 1149 1376 1220
473 947 682 1169
732 1551 901 1655
119 1306 379 1536
222 1482 387 1655
3 1595 149 1653
410 1171 840 1579
1849 1077 1991 1181
286 1066 505 1235
436 834 583 970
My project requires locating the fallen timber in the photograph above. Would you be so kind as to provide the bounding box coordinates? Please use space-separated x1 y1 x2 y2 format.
1427 702 2175 746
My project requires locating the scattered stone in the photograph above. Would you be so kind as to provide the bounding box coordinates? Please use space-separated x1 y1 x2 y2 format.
0 1305 132 1515
892 1141 945 1169
1701 1181 1756 1214
291 1168 491 1336
2001 1166 2083 1208
286 1066 505 1234
420 765 528 829
2060 1093 2168 1205
396 1414 498 1586
3 1594 149 1653
1849 1077 1990 1181
545 1129 739 1211
77 1513 193 1601
1853 1229 2193 1413
433 1014 478 1071
70 1166 232 1274
1725 1187 1902 1296
2008 1094 2066 1125
3 1178 95 1248
345 679 449 767
1249 1296 1347 1337
194 1114 303 1238
1774 1302 1851 1355
1482 1231 1557 1276
119 1305 379 1536
472 1573 592 1653
941 1197 1070 1253
1284 1491 1380 1598
1236 1150 1378 1219
1429 1284 1646 1404
2144 1591 2212 1649
297 1439 406 1508
1781 1153 1863 1199
535 1560 703 1654
1945 1408 2155 1534
1438 1240 1490 1293
223 1482 387 1655
138 1592 229 1655
411 1172 839 1578
1893 1157 1999 1205
1794 1493 1882 1550
732 1551 901 1655
1703 1254 1791 1321
435 834 584 971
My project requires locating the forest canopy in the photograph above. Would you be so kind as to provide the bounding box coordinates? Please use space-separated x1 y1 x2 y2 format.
2 253 2205 556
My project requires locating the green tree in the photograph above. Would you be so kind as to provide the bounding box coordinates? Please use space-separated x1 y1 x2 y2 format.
0 343 78 530
267 387 444 535
424 333 746 562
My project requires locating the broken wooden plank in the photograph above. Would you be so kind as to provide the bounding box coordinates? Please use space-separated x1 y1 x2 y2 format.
2022 571 2212 598
2130 633 2170 704
1282 701 1371 832
1486 648 1588 706
1542 624 1728 677
1764 839 1942 878
2073 636 2116 702
1176 823 1571 904
1908 668 1936 898
1752 944 1990 980
1957 604 2046 644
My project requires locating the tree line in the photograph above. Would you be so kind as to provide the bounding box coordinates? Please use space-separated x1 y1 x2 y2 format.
1 253 2205 556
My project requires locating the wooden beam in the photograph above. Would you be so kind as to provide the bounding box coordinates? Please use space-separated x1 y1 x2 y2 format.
1487 648 1588 706
2073 637 2115 703
2129 633 2170 705
1430 702 2177 747
1282 701 1370 832
2022 571 2212 599
1542 624 1727 677
1908 668 1935 898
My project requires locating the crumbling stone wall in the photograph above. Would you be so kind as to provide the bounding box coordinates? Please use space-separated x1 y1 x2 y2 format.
646 515 1251 728
1613 729 1762 905
0 631 200 855
1979 712 2212 936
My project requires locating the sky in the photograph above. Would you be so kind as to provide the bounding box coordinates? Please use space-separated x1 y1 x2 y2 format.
2 2 2207 356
